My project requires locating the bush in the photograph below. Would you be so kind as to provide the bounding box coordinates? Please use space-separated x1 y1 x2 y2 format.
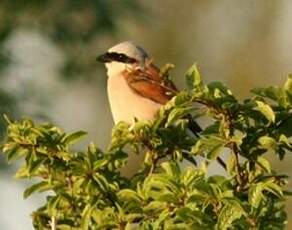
1 64 292 229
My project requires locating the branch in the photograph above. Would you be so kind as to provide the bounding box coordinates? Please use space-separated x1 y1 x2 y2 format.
230 141 244 187
193 97 245 186
216 157 227 170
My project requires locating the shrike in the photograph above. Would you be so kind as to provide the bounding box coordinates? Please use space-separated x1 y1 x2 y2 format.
96 41 201 133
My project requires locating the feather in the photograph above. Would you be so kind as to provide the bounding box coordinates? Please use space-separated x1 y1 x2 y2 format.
123 61 177 104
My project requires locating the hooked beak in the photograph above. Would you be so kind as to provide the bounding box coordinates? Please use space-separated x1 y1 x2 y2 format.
96 53 111 63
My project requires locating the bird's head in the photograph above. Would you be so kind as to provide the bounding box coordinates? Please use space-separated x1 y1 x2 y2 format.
96 41 149 76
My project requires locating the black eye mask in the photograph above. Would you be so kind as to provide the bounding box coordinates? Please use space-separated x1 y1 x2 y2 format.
96 52 137 64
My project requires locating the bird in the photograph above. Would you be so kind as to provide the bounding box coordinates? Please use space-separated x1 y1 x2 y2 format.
96 41 201 133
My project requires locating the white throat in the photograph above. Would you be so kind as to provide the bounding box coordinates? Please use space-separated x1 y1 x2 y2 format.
106 63 161 124
105 62 127 77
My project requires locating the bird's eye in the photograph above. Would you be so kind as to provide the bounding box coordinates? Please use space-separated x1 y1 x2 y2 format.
108 52 136 63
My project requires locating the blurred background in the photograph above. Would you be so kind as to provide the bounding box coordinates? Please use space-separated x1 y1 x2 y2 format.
0 0 291 229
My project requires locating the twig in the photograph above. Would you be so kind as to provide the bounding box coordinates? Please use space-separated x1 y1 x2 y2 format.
193 97 245 186
216 157 227 170
231 141 243 186
226 112 244 187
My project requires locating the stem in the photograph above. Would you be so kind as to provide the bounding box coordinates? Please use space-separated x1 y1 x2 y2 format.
50 216 56 230
138 135 166 176
148 153 166 175
193 97 245 186
227 113 245 188
149 156 157 175
231 141 243 186
216 157 227 170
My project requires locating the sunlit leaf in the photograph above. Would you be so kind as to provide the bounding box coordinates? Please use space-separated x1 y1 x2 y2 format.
185 63 202 90
254 100 275 123
258 136 277 149
62 131 87 145
23 181 50 199
284 75 292 94
249 183 264 208
217 201 244 230
257 156 271 173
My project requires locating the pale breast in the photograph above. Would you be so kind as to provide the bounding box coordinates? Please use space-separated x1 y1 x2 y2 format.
107 75 161 124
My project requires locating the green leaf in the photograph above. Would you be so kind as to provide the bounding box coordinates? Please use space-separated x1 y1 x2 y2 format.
257 156 271 173
92 174 109 192
264 181 283 198
157 192 177 203
166 107 193 126
279 134 291 147
226 154 236 175
254 100 275 123
196 135 226 160
217 201 244 230
23 181 50 199
125 213 144 223
182 167 204 187
47 196 61 216
62 131 87 145
57 225 76 230
161 161 181 178
173 91 192 106
14 164 29 179
284 74 292 94
207 81 234 97
7 145 28 163
93 159 108 171
251 86 285 105
185 63 202 89
143 201 167 214
81 205 92 230
258 136 277 149
118 189 142 203
249 183 264 208
206 144 224 160
28 157 46 174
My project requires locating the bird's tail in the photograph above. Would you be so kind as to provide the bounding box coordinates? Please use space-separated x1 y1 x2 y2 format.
186 114 202 137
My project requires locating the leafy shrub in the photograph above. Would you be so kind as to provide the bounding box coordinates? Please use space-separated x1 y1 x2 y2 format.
2 64 291 229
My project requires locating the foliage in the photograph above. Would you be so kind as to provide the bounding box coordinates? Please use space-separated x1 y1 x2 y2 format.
1 64 292 229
